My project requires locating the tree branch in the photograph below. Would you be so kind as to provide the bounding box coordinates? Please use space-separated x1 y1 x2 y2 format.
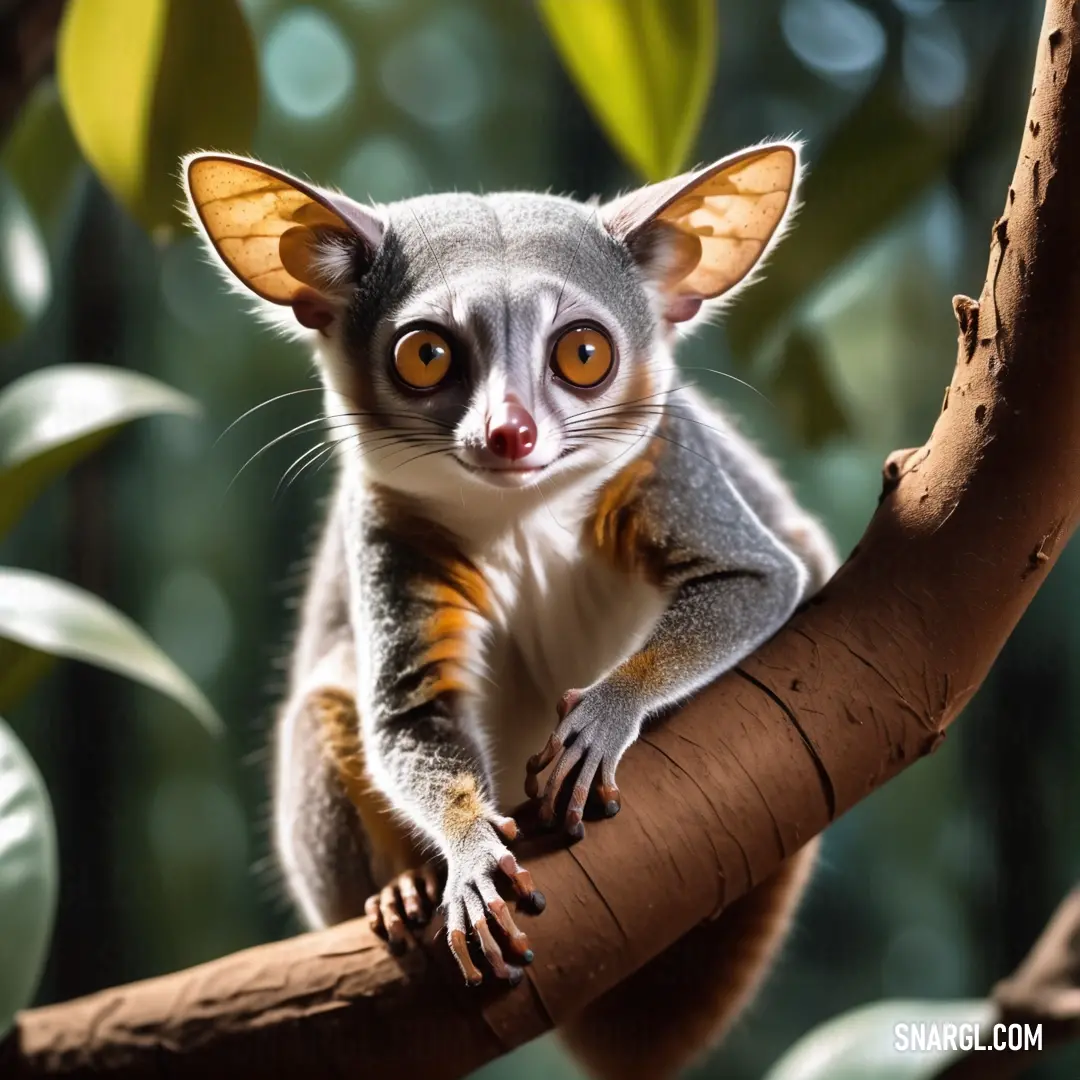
934 885 1080 1079
4 0 1080 1076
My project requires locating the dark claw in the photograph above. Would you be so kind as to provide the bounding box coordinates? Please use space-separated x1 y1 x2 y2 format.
529 890 546 913
597 783 622 818
507 965 525 987
522 948 535 964
565 805 585 841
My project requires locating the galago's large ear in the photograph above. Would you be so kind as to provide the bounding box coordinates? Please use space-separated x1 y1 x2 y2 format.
604 142 800 325
182 153 385 332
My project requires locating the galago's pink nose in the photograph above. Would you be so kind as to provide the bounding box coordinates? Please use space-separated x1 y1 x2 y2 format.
486 398 537 460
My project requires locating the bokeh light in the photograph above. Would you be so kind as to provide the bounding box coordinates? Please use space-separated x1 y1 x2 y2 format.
781 0 886 82
159 236 238 336
147 569 234 684
903 18 968 111
338 135 430 202
263 7 356 120
379 12 491 129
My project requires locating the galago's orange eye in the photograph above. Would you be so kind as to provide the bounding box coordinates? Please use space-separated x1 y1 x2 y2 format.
393 329 453 390
551 326 614 388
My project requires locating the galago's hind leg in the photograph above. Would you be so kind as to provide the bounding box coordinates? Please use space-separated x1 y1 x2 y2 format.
274 642 434 941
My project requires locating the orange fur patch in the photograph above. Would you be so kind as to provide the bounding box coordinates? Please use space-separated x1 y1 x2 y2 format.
611 644 670 699
439 561 492 618
368 486 493 706
311 688 421 874
416 560 491 702
620 646 660 684
442 772 486 840
590 438 665 577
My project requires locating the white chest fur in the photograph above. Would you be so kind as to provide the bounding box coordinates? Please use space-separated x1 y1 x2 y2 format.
472 506 668 809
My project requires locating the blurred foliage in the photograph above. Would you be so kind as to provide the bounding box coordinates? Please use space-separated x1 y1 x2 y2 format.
0 569 219 732
1 83 81 235
0 353 221 734
0 299 222 1023
4 0 1080 1079
0 364 199 537
726 53 977 375
0 172 49 342
724 18 988 443
57 0 258 234
0 716 57 1037
538 0 718 182
762 1000 995 1080
769 327 848 447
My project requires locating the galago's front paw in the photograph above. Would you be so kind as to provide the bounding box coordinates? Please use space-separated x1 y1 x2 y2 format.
443 818 545 986
525 687 638 839
364 865 441 955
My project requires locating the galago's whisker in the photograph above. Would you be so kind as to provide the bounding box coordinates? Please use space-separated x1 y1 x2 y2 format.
553 209 595 323
604 430 650 469
386 445 453 474
647 364 772 403
228 416 345 491
575 422 720 468
276 442 340 498
617 406 734 440
231 415 454 493
217 386 325 444
219 393 456 445
562 384 693 427
373 433 454 464
275 441 334 499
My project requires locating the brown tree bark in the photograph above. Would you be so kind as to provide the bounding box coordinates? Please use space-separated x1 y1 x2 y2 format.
3 0 1080 1076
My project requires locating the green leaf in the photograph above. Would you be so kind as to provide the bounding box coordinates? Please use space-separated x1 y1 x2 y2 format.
764 999 996 1080
538 0 717 181
0 171 50 343
0 568 222 735
0 363 200 538
57 0 259 234
0 716 58 1037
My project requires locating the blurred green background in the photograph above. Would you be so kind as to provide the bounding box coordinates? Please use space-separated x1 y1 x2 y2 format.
2 0 1079 1076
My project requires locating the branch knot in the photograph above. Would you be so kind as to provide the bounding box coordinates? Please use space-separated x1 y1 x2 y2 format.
952 295 980 363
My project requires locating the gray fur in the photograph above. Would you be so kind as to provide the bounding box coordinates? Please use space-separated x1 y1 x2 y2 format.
185 145 838 1057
